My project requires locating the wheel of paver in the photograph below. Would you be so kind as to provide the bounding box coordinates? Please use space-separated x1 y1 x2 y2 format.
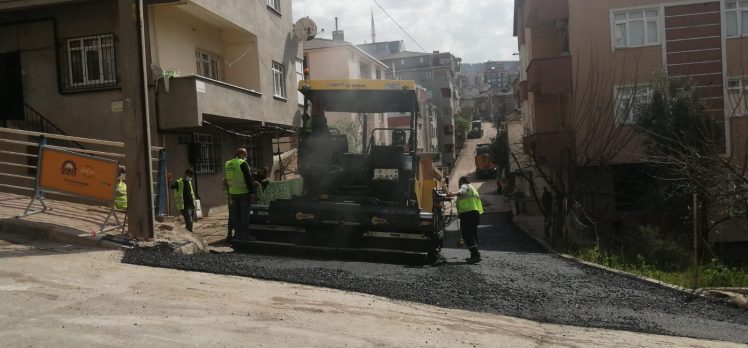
425 236 443 265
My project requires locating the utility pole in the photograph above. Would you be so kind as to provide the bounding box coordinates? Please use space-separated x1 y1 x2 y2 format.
693 193 699 271
371 9 376 43
118 0 155 239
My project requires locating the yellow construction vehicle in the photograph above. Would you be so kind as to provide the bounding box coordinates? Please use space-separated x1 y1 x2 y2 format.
475 143 497 179
231 79 450 264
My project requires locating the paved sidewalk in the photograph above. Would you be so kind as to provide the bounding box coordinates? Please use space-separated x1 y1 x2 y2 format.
0 191 226 247
0 192 124 245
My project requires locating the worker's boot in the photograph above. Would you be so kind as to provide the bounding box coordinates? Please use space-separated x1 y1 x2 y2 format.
466 248 481 264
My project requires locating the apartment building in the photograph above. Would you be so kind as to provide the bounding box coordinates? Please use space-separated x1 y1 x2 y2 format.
387 85 439 154
302 36 389 151
513 0 748 240
0 0 302 214
378 51 462 170
358 40 406 59
461 61 520 121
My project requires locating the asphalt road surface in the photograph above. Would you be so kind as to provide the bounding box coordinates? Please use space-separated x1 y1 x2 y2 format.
124 213 748 344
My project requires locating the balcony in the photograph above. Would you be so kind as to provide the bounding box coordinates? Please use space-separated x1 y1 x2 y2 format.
522 130 575 169
517 81 528 102
157 75 263 130
0 0 81 10
149 2 262 95
526 56 572 95
525 0 569 28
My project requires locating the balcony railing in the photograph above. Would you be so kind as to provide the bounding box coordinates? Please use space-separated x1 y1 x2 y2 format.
526 56 572 95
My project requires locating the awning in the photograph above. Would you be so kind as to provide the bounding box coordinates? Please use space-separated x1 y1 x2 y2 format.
203 119 294 138
298 79 419 113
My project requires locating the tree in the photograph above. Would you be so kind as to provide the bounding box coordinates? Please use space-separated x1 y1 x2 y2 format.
454 106 474 152
514 51 646 245
488 134 508 176
636 71 748 254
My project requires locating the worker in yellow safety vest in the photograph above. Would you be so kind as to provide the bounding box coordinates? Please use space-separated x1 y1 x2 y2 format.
448 176 484 264
223 148 254 242
171 168 196 232
114 165 127 210
301 113 312 136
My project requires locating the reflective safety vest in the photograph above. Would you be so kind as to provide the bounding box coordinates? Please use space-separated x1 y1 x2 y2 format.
173 178 195 210
114 181 127 210
302 115 312 133
456 184 483 214
224 158 250 195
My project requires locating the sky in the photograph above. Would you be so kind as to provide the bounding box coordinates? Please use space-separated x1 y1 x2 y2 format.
291 0 518 64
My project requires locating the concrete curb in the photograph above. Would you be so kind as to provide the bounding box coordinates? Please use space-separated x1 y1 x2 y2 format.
511 216 748 310
0 218 124 250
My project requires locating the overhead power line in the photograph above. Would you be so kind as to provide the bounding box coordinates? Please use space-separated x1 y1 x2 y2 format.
372 0 427 52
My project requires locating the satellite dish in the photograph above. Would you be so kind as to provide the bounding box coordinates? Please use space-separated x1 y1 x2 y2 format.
294 17 318 41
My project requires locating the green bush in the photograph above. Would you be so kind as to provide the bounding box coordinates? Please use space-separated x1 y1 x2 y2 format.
634 225 689 271
571 246 748 288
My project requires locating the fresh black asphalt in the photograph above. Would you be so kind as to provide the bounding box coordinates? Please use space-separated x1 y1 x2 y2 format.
122 213 748 344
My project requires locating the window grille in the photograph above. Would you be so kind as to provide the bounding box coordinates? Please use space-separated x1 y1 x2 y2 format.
60 33 118 92
241 137 265 170
192 132 222 174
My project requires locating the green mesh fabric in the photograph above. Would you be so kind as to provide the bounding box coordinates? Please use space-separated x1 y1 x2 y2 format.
255 178 303 205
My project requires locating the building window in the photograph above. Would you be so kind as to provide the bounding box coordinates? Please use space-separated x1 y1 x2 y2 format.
266 0 281 13
295 59 304 105
272 61 286 98
613 8 659 48
727 78 748 116
614 85 651 125
421 70 433 80
195 49 223 81
359 63 371 79
726 1 748 37
191 132 221 174
61 33 117 91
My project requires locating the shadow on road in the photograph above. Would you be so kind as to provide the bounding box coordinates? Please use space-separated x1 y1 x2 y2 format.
443 213 546 254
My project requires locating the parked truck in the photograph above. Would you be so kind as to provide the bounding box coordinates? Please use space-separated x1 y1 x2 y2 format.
475 143 496 179
467 120 483 139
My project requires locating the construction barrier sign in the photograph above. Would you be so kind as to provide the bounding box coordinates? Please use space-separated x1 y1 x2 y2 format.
38 147 118 202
